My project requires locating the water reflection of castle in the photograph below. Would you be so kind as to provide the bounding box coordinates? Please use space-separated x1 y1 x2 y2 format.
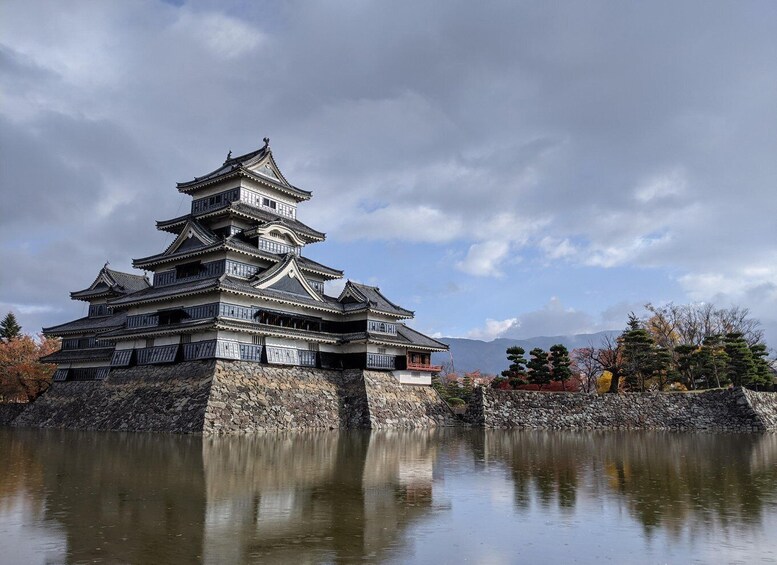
201 431 441 563
2 430 442 564
3 430 777 563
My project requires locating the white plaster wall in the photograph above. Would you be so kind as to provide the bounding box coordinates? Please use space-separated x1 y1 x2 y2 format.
241 177 298 207
393 371 432 386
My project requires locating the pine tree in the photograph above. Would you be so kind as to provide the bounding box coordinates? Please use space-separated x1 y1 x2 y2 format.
0 312 22 341
621 313 671 391
674 344 702 390
698 334 729 388
527 348 551 390
461 372 474 403
724 332 756 387
748 343 772 390
501 346 528 388
549 344 572 391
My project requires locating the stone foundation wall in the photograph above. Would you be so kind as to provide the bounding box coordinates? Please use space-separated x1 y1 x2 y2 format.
742 388 777 430
467 387 777 432
203 363 369 433
0 404 26 426
12 361 215 433
8 362 451 433
362 370 456 429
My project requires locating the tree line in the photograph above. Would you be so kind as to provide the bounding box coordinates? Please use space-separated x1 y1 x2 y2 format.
482 303 774 394
491 344 574 391
574 303 772 393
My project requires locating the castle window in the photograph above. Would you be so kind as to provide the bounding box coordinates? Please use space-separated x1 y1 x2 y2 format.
176 261 202 279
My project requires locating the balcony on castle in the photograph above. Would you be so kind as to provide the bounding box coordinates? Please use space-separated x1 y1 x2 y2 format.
406 352 441 372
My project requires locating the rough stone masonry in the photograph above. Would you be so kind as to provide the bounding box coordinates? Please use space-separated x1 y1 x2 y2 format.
6 364 777 433
466 387 777 432
7 361 457 433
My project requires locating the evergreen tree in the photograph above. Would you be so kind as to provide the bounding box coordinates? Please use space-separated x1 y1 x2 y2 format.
445 374 462 400
461 372 474 403
431 373 448 399
674 344 700 390
501 346 528 388
748 343 773 390
527 348 551 390
0 312 22 341
698 334 729 388
724 332 756 387
549 344 572 391
621 313 671 391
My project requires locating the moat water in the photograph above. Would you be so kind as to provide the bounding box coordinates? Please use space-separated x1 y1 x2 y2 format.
1 429 776 564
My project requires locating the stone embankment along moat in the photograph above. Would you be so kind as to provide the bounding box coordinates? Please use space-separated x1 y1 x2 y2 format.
5 363 777 433
466 387 777 431
6 361 456 433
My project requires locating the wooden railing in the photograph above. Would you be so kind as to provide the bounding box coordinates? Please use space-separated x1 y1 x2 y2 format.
406 362 442 372
366 353 395 370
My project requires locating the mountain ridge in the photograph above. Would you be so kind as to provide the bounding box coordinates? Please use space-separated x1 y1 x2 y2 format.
430 330 620 376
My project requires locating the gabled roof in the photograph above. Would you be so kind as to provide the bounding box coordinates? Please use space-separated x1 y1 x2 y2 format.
160 218 218 256
70 265 150 301
156 203 325 242
176 143 311 201
243 221 307 246
337 281 414 318
250 254 324 302
131 235 341 279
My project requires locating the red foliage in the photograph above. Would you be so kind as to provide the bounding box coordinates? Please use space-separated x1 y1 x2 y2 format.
514 376 583 392
0 334 59 402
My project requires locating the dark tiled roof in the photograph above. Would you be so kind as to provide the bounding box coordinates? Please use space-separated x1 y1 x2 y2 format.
99 318 217 339
42 312 128 336
232 203 324 239
70 266 150 299
338 282 414 318
339 325 448 351
220 276 341 312
216 318 339 343
176 146 311 200
157 203 325 241
394 324 449 350
40 347 114 364
296 256 342 278
105 268 151 292
108 277 221 307
134 241 222 267
131 237 339 279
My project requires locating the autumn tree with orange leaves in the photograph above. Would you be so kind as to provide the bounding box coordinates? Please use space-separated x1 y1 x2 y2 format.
0 331 60 403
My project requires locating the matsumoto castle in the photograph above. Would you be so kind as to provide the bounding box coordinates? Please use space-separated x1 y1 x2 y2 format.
42 139 447 386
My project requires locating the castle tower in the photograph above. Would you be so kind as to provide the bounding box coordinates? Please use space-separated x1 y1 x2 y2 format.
43 141 447 385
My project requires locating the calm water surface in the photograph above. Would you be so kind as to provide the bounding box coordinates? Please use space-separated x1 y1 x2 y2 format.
1 429 776 564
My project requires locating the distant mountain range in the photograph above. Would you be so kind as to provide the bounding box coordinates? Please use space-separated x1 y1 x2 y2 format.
431 331 620 376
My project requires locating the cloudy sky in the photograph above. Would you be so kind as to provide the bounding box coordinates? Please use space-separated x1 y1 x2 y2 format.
1 0 776 344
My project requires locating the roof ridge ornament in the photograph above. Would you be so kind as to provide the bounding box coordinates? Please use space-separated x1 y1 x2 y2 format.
224 150 232 164
263 137 270 150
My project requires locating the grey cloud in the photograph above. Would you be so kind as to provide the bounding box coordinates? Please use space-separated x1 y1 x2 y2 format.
1 0 776 338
